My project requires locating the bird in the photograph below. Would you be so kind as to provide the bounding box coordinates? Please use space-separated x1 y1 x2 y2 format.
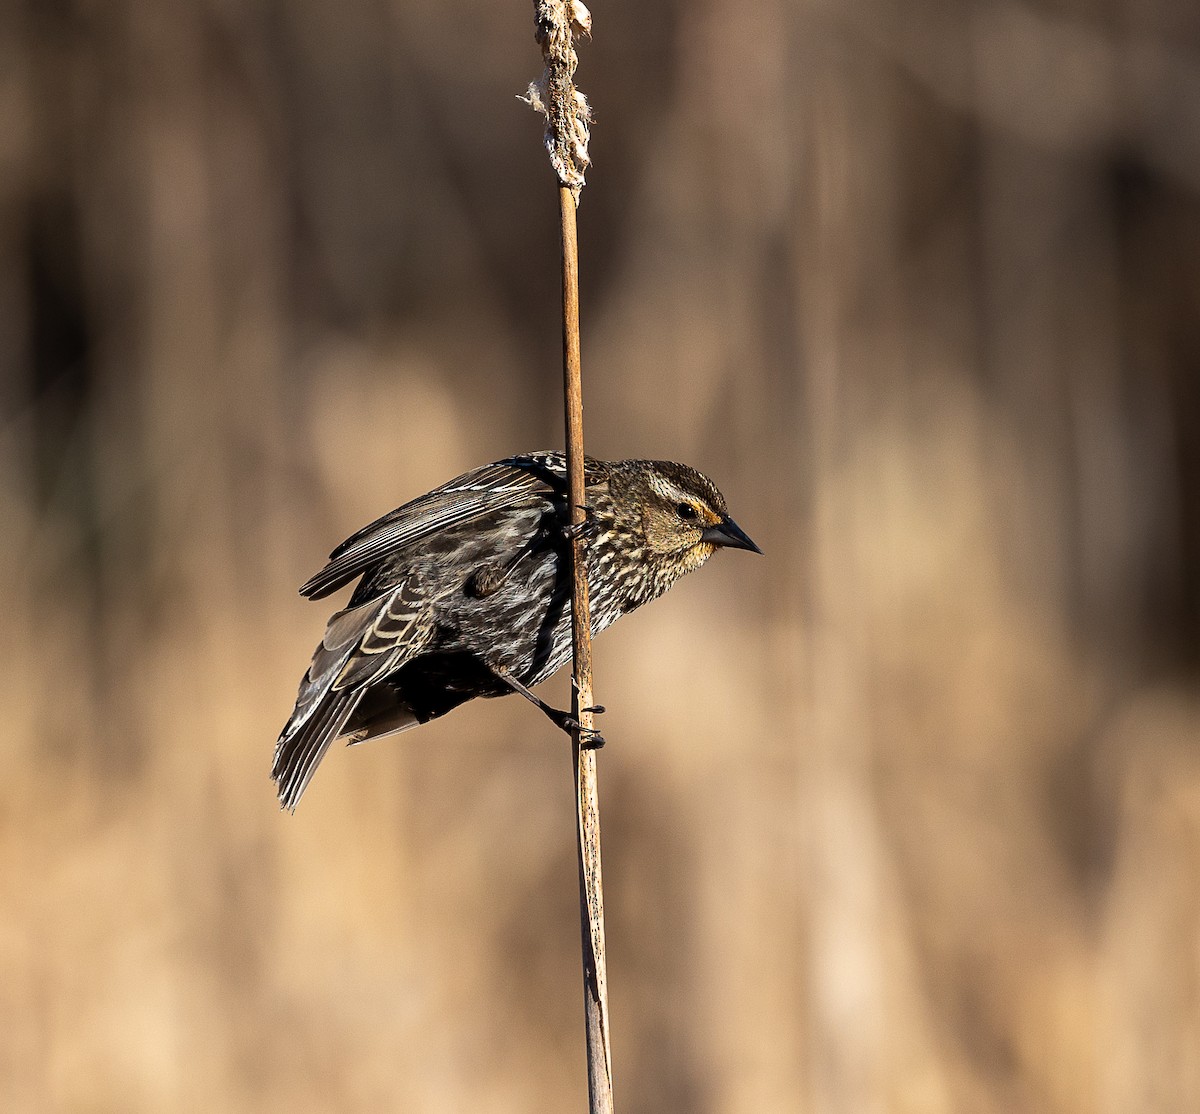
272 452 761 809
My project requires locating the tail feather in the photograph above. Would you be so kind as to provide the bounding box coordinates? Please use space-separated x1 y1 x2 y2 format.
272 689 364 811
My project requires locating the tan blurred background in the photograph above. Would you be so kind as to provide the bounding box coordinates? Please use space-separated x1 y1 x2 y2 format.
3 1 1199 1111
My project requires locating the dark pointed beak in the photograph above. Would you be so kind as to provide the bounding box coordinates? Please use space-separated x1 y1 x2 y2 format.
701 515 763 554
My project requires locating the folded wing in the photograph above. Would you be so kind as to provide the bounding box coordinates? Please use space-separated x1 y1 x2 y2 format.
272 578 435 809
300 457 568 601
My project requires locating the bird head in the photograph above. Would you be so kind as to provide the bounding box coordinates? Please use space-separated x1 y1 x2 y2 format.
612 460 762 582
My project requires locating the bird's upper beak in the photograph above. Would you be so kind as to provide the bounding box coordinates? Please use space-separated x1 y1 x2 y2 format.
701 515 763 554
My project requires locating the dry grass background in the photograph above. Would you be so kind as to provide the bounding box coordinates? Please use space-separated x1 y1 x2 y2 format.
3 1 1199 1111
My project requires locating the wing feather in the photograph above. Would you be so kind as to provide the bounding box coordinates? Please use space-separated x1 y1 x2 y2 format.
282 597 380 737
273 577 435 808
272 690 364 812
300 456 568 600
332 580 433 689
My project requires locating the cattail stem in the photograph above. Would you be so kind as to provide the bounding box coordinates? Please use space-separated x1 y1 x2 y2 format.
524 5 610 1107
559 182 614 1113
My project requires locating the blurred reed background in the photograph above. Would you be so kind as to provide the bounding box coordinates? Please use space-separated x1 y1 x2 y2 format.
2 1 1198 1111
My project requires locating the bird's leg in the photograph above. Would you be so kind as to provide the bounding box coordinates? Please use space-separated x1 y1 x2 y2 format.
492 667 606 748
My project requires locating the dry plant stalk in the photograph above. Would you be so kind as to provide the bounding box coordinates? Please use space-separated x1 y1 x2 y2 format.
523 4 613 1112
559 191 613 1112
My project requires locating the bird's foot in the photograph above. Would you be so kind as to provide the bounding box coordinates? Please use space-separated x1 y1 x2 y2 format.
562 504 598 543
545 704 604 734
579 728 606 750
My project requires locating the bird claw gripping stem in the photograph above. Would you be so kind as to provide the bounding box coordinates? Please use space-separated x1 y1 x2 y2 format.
545 704 607 750
554 704 605 733
579 728 606 750
566 704 606 748
562 502 598 543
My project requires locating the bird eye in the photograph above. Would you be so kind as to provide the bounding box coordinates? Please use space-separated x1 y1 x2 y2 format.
676 502 699 522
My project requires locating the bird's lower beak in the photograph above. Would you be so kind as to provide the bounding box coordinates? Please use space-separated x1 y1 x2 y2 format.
701 515 763 554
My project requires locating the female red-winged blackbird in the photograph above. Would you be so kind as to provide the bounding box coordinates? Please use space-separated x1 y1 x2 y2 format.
273 452 760 809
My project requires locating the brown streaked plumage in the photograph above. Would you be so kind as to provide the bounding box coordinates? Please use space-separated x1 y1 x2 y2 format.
273 452 761 809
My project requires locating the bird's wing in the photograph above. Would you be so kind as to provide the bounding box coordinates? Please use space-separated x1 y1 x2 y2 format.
272 577 436 809
299 455 572 600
